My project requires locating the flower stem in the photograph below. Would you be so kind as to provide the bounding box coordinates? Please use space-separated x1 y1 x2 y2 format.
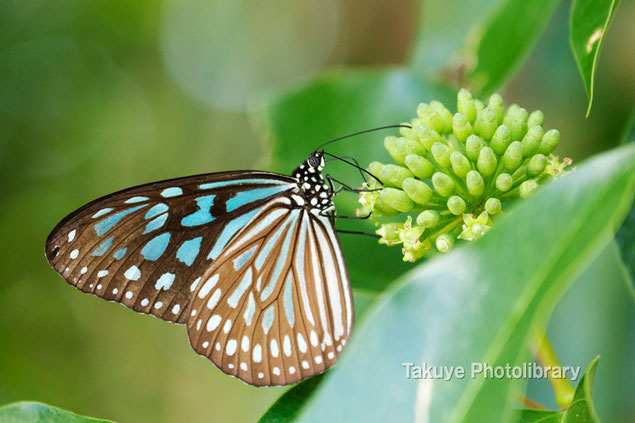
532 325 575 409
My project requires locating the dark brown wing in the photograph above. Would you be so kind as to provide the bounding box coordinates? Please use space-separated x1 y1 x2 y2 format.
45 171 295 324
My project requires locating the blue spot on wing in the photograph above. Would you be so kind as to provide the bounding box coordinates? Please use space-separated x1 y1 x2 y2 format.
181 195 216 227
113 248 127 260
92 207 113 218
161 187 183 197
145 204 169 219
176 237 203 266
143 213 168 234
92 236 114 256
198 179 291 190
94 205 146 236
226 186 291 212
207 207 261 260
141 233 171 261
125 196 149 204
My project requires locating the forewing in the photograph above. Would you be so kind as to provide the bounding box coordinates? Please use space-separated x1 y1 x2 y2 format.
45 171 295 324
188 196 353 386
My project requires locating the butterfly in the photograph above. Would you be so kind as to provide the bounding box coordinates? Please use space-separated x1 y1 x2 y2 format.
45 150 356 386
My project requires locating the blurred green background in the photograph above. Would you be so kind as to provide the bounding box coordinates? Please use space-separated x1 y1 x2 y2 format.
0 1 632 422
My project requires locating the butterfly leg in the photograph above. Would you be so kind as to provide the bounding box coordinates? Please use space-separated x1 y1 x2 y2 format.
328 213 372 220
336 229 380 238
326 174 381 194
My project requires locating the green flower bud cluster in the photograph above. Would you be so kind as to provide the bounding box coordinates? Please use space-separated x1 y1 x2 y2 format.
358 89 572 262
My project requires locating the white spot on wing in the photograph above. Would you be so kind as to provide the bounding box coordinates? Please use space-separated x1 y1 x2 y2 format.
253 344 262 363
226 339 237 356
206 315 221 331
124 265 141 281
198 274 219 298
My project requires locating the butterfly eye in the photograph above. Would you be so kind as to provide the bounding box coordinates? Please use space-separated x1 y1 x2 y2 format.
307 153 321 167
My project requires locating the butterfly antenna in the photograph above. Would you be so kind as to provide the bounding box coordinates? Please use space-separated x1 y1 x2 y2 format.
323 152 383 186
314 124 411 152
325 155 367 182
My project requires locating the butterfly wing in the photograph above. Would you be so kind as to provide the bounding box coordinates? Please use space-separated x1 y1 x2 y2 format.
45 171 296 324
187 195 354 386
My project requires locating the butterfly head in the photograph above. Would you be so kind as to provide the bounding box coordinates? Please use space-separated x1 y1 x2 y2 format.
292 151 333 212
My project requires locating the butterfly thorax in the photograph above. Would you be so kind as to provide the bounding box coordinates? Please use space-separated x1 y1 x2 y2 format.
291 152 334 213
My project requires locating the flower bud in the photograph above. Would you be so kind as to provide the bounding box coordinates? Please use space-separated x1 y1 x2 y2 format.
373 197 400 216
368 161 385 177
496 173 513 192
503 141 523 172
466 135 484 162
487 93 504 124
490 125 512 155
402 178 433 204
380 188 415 212
484 197 502 215
384 136 425 165
475 108 498 141
450 151 471 178
399 123 413 138
447 195 466 215
528 110 544 128
431 142 451 168
435 233 455 253
521 126 544 158
477 147 497 177
458 89 478 123
377 222 402 246
404 154 434 179
432 172 455 197
430 100 453 133
503 106 528 141
538 129 560 155
452 113 474 142
466 170 485 197
417 103 446 134
474 99 485 114
528 154 547 177
519 180 538 198
416 124 443 150
379 164 414 188
417 210 440 228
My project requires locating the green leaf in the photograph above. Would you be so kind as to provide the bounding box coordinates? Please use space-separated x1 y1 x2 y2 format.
258 376 324 423
563 357 601 423
616 112 634 283
0 402 112 423
409 0 504 74
281 144 634 422
467 0 561 94
518 409 561 423
257 67 456 291
258 290 378 422
518 357 602 423
570 0 622 117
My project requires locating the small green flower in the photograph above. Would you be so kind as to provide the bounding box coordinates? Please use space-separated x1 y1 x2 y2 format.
458 212 491 241
359 89 571 262
543 155 573 178
376 222 403 246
